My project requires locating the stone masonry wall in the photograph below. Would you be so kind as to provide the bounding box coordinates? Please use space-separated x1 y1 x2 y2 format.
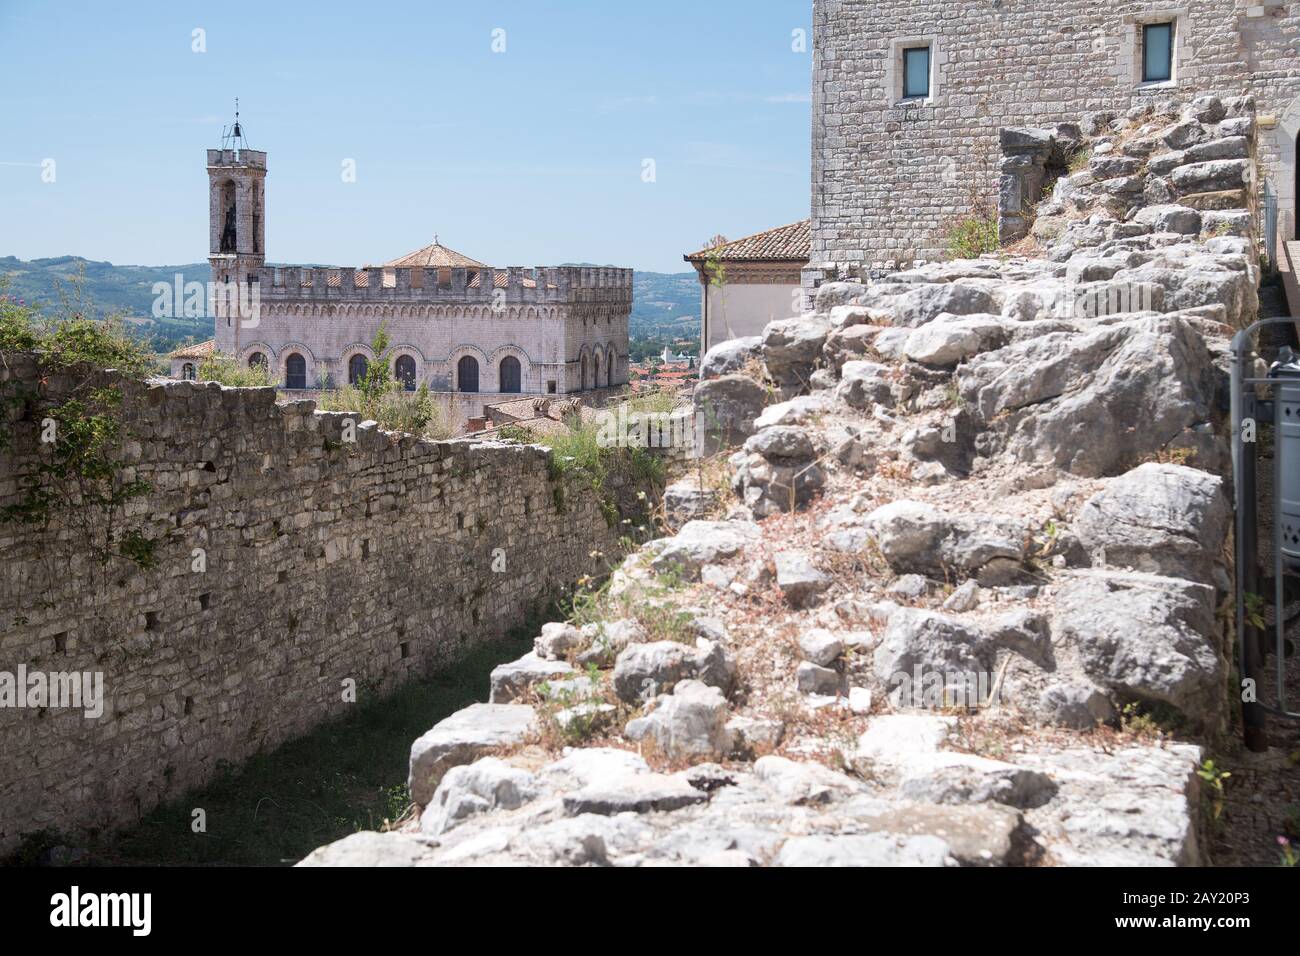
0 358 620 854
812 0 1300 268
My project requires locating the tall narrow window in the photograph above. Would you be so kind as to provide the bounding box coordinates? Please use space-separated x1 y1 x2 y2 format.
394 354 417 391
458 356 479 393
903 46 930 99
499 356 521 393
1143 23 1173 83
284 353 306 390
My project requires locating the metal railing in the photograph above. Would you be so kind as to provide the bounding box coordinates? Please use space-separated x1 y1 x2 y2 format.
1231 317 1300 750
1264 182 1279 268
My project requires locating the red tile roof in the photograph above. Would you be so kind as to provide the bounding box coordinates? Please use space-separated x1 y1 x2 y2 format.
381 240 487 269
170 339 215 359
685 219 811 262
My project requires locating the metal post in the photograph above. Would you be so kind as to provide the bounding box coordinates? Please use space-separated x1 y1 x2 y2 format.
1232 327 1271 751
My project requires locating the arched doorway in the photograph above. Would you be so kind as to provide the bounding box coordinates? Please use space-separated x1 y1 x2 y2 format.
458 355 479 393
348 354 369 385
394 354 417 391
285 353 306 390
181 363 196 381
607 349 615 387
248 352 267 370
499 355 521 393
580 354 588 391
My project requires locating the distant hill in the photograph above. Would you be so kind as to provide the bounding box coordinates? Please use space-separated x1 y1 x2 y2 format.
0 255 701 354
0 256 212 352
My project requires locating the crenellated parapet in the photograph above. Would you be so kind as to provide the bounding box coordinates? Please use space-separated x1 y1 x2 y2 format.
258 264 633 307
206 148 267 169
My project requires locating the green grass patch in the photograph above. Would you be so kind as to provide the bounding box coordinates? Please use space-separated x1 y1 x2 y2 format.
50 630 539 866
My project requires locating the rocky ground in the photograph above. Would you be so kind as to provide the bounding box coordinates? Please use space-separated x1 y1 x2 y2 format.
301 95 1297 868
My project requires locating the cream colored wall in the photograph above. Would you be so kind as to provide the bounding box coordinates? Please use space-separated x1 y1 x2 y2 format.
705 282 802 352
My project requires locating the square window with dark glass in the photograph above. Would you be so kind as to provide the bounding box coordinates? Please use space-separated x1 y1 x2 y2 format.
903 46 930 99
1143 23 1173 83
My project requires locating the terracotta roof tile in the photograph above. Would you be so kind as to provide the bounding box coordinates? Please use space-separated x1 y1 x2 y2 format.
685 219 810 262
170 339 215 359
382 240 488 269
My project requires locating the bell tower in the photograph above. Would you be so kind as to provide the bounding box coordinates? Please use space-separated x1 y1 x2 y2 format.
207 102 266 355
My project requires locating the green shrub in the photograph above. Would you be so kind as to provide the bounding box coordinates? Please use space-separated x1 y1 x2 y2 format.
0 279 157 577
197 351 278 387
317 381 452 440
314 323 453 439
543 402 666 529
946 212 1001 259
495 424 538 443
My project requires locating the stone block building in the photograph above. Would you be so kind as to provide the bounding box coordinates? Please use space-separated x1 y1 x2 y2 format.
810 0 1300 277
179 120 631 421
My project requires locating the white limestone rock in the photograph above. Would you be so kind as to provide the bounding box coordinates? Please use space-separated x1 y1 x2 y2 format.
561 772 707 816
420 757 541 836
650 520 761 579
1052 569 1222 723
488 652 575 703
775 551 831 607
296 831 430 867
798 627 844 666
533 621 584 661
699 336 762 379
623 680 731 760
408 703 536 806
872 608 996 693
611 638 734 703
1075 462 1228 588
775 833 954 867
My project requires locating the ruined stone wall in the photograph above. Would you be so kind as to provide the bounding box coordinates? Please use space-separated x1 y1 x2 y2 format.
0 359 621 853
811 0 1300 268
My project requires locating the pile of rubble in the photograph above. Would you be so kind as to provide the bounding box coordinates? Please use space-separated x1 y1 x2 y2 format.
302 95 1254 868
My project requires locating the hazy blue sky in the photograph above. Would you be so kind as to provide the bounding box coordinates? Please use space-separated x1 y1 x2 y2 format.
0 0 812 274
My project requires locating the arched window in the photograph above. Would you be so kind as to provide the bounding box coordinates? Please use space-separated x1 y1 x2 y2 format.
285 353 306 390
580 354 588 391
219 180 237 253
499 355 521 393
607 349 615 387
594 350 605 388
458 355 479 393
181 363 196 381
395 354 417 391
248 352 267 370
348 354 369 386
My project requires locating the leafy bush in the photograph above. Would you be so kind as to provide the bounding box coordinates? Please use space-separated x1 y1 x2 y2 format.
317 381 452 440
495 424 538 443
544 398 667 529
314 325 452 439
197 352 278 387
946 211 1001 259
0 279 157 577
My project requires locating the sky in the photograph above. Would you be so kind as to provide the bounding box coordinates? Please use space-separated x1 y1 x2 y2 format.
0 0 813 275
